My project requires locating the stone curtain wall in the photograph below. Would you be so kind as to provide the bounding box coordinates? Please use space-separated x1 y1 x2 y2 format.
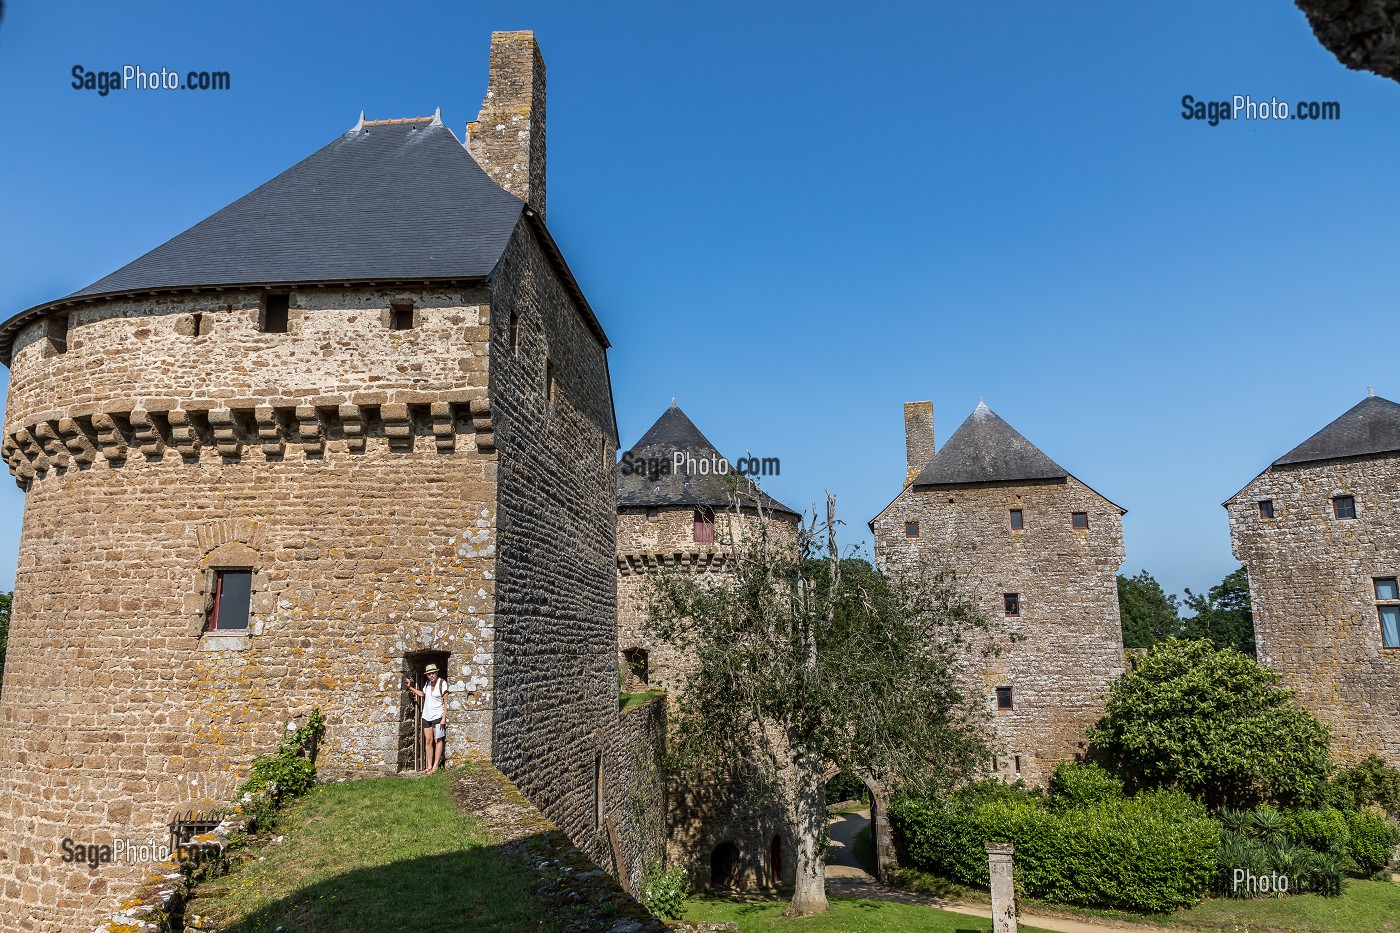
873 477 1126 786
607 693 668 893
487 220 620 859
1228 453 1400 765
0 286 501 931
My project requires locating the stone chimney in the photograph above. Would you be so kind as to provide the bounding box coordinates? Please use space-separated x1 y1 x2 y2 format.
904 401 935 484
468 30 546 219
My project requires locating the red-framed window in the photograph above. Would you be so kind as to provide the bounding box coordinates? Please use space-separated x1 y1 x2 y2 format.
1071 512 1089 530
693 507 715 544
206 569 252 633
1258 500 1275 519
905 521 920 538
995 686 1014 710
1333 496 1356 519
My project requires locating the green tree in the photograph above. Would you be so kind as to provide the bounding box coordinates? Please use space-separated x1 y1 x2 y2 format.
1089 638 1331 810
647 496 988 916
1117 571 1180 647
0 591 10 694
1181 566 1255 655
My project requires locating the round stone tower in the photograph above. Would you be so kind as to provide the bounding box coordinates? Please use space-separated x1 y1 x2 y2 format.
0 33 622 931
614 404 800 890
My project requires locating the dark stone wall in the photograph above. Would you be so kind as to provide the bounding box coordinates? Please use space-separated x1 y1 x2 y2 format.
488 217 620 856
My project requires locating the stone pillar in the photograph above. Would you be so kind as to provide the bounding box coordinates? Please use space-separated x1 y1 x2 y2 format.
903 401 934 483
867 779 899 883
986 842 1017 933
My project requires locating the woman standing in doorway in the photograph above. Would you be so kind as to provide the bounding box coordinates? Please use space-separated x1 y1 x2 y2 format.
404 664 447 774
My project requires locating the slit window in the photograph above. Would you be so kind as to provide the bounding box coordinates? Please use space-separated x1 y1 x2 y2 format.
1071 512 1089 530
1003 593 1020 616
206 569 252 633
1333 496 1356 519
509 310 519 353
905 521 920 538
694 507 715 544
1258 500 1274 519
1014 755 1022 774
546 358 555 404
1010 509 1023 529
995 686 1013 710
261 294 289 333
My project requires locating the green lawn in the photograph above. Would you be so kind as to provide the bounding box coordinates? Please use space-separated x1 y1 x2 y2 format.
185 768 557 932
682 896 1057 932
619 688 665 712
896 866 1400 933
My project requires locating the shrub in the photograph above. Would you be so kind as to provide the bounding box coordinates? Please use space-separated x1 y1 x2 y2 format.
1048 762 1123 810
1089 639 1331 809
1213 834 1342 897
1284 807 1349 856
1345 809 1400 874
240 709 326 801
825 771 869 805
1333 755 1400 817
639 862 688 920
892 788 1219 912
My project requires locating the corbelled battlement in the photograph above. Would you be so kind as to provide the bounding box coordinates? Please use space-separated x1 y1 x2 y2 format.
3 394 496 487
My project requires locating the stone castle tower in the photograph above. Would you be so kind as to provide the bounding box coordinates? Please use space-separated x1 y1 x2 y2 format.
1227 393 1400 766
871 401 1127 786
0 32 626 930
614 404 799 889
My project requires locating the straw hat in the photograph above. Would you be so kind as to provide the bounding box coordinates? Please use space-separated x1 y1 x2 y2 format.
424 663 440 674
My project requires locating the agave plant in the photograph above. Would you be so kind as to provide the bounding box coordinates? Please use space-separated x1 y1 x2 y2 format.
1251 806 1287 845
1220 808 1253 838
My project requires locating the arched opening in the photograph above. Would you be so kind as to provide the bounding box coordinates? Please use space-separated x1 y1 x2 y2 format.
710 841 740 889
769 835 783 886
622 647 649 689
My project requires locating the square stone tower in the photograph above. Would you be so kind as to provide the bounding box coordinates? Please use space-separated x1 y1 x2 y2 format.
871 400 1127 786
0 32 623 931
1226 393 1400 766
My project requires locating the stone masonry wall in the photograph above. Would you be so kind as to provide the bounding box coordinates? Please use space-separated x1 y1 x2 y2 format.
873 477 1126 786
487 219 620 860
1228 453 1400 765
0 286 500 931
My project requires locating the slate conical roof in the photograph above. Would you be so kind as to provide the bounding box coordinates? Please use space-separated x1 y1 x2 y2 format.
911 402 1070 487
1274 394 1400 466
1 115 607 362
616 405 798 516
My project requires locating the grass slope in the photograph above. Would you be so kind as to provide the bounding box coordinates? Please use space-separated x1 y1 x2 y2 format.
187 769 556 932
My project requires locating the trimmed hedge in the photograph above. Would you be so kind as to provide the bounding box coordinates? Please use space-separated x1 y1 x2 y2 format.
892 787 1219 912
1346 809 1400 874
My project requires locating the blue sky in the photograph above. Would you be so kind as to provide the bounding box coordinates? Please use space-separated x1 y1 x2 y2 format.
1 1 1397 599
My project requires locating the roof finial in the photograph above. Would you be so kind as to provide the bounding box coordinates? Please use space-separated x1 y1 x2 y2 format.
351 110 365 133
671 397 677 409
429 106 443 127
1369 385 1376 397
975 395 988 412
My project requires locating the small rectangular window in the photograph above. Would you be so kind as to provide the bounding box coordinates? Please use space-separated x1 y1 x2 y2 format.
905 521 920 537
1009 509 1023 529
1071 512 1089 530
46 314 69 353
390 303 414 330
206 569 252 633
646 507 659 522
1014 755 1022 774
1333 496 1356 519
1375 578 1398 601
1003 593 1020 616
693 507 715 544
995 686 1013 710
261 294 289 333
1381 606 1400 649
1258 500 1274 519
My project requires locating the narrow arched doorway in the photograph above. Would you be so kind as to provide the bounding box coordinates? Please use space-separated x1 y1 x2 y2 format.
710 841 740 889
769 835 783 886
